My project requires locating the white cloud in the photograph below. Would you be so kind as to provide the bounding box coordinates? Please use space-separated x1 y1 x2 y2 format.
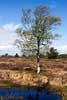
52 42 67 53
56 45 67 51
0 23 21 53
0 43 20 55
0 44 14 50
0 23 22 55
0 27 18 44
2 23 21 32
0 23 67 54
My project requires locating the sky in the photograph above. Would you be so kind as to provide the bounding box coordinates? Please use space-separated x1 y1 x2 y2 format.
0 0 67 55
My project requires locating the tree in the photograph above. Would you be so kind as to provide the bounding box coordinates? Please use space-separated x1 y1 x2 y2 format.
47 47 58 59
15 53 19 57
5 53 8 57
15 5 61 73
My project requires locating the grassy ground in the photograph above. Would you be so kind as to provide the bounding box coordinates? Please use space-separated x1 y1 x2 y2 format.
0 57 67 99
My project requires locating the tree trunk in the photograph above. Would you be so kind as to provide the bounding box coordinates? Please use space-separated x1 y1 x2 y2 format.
37 39 40 74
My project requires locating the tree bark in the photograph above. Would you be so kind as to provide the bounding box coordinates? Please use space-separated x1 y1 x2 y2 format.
37 38 40 74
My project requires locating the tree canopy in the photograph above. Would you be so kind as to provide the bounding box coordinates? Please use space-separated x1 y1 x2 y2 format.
15 5 61 73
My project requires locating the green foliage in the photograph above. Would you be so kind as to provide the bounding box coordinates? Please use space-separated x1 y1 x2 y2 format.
47 47 58 59
15 5 61 56
58 54 67 58
15 53 19 57
1 53 8 57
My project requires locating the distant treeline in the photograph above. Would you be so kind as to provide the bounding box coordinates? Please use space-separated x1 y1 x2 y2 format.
58 54 67 58
1 51 67 59
40 54 67 59
1 53 19 57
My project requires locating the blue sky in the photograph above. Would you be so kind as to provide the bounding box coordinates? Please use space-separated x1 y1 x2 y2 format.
0 0 67 55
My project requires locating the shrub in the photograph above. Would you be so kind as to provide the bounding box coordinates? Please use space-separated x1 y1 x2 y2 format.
47 47 58 59
15 53 19 57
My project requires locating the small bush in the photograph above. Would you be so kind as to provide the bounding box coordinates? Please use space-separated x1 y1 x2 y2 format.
47 47 58 59
15 53 19 57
